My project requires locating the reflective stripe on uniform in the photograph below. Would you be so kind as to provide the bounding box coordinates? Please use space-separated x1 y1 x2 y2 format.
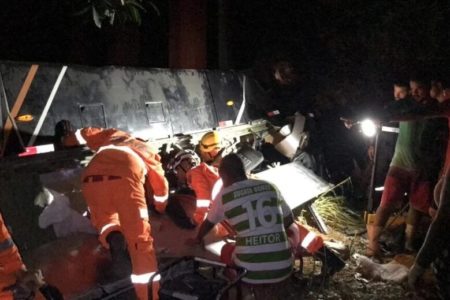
154 194 168 203
100 223 118 235
139 208 149 219
131 272 161 284
196 199 211 208
301 232 317 250
75 129 87 145
0 238 14 251
96 145 147 176
211 179 223 200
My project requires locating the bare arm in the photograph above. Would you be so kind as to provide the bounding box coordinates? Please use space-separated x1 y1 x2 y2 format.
284 213 295 230
341 100 446 126
415 172 450 268
194 219 216 243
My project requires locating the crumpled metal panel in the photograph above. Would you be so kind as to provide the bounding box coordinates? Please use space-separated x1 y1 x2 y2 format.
0 61 264 251
255 161 333 209
163 69 216 134
0 63 62 154
205 70 249 126
0 62 242 149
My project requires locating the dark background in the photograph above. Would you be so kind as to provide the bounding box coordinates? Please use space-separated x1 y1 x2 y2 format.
1 0 449 106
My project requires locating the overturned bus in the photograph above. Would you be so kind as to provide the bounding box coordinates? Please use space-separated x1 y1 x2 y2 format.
0 61 332 299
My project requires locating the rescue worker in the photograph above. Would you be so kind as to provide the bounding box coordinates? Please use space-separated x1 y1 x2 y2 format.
164 149 200 229
194 132 225 222
0 213 63 300
168 149 201 190
0 213 27 299
189 154 345 281
197 131 223 167
168 148 222 225
62 124 168 300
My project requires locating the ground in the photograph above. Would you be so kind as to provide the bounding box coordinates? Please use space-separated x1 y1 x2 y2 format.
153 194 442 300
297 222 441 300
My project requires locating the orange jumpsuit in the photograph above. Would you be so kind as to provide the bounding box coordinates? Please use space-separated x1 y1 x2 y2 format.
79 128 168 300
287 221 324 255
186 162 220 223
0 213 25 300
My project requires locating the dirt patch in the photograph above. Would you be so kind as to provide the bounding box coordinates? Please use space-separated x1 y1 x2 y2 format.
298 225 441 300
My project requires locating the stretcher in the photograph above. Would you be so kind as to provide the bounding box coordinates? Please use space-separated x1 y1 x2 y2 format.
150 256 247 300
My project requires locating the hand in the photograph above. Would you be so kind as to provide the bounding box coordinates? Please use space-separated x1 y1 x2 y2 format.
340 117 355 129
19 269 46 290
13 269 46 299
268 162 281 169
408 263 426 289
367 145 375 161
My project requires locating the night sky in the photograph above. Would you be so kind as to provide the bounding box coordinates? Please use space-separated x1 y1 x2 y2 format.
1 0 449 106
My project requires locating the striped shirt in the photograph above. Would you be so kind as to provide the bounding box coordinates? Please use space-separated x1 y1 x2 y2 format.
207 179 293 284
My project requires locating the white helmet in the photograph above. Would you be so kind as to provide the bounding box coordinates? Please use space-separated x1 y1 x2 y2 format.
168 149 200 173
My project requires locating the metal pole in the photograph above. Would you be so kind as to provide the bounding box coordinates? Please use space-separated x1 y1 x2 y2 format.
307 203 329 234
367 131 380 213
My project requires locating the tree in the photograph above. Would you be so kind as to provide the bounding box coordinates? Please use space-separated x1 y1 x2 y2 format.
68 0 160 28
63 0 164 66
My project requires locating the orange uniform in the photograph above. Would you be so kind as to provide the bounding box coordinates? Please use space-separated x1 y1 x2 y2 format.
79 128 168 300
186 162 220 223
287 221 324 255
0 213 25 300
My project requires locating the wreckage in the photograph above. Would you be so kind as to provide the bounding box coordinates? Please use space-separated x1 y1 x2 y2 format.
0 61 334 299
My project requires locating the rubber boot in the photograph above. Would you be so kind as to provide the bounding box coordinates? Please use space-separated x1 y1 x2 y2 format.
39 284 64 300
315 246 346 277
106 231 132 281
404 224 415 253
366 225 382 258
166 198 197 229
405 207 420 253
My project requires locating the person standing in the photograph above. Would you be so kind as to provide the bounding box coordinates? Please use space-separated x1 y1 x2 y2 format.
393 80 410 101
409 79 450 299
366 76 438 257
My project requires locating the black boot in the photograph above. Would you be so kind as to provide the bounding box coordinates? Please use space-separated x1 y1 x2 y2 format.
166 197 197 229
106 231 132 281
39 284 64 300
315 246 346 277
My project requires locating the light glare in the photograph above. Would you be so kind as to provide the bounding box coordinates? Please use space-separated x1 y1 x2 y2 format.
361 119 377 137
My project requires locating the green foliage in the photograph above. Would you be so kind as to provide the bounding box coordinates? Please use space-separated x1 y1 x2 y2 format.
71 0 160 28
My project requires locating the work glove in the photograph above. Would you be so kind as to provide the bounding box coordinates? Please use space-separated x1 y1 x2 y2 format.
12 284 34 300
408 263 426 289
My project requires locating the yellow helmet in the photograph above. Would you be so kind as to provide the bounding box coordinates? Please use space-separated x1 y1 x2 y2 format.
199 131 221 153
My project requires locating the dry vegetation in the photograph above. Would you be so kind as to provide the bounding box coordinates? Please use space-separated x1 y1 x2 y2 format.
292 195 441 300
